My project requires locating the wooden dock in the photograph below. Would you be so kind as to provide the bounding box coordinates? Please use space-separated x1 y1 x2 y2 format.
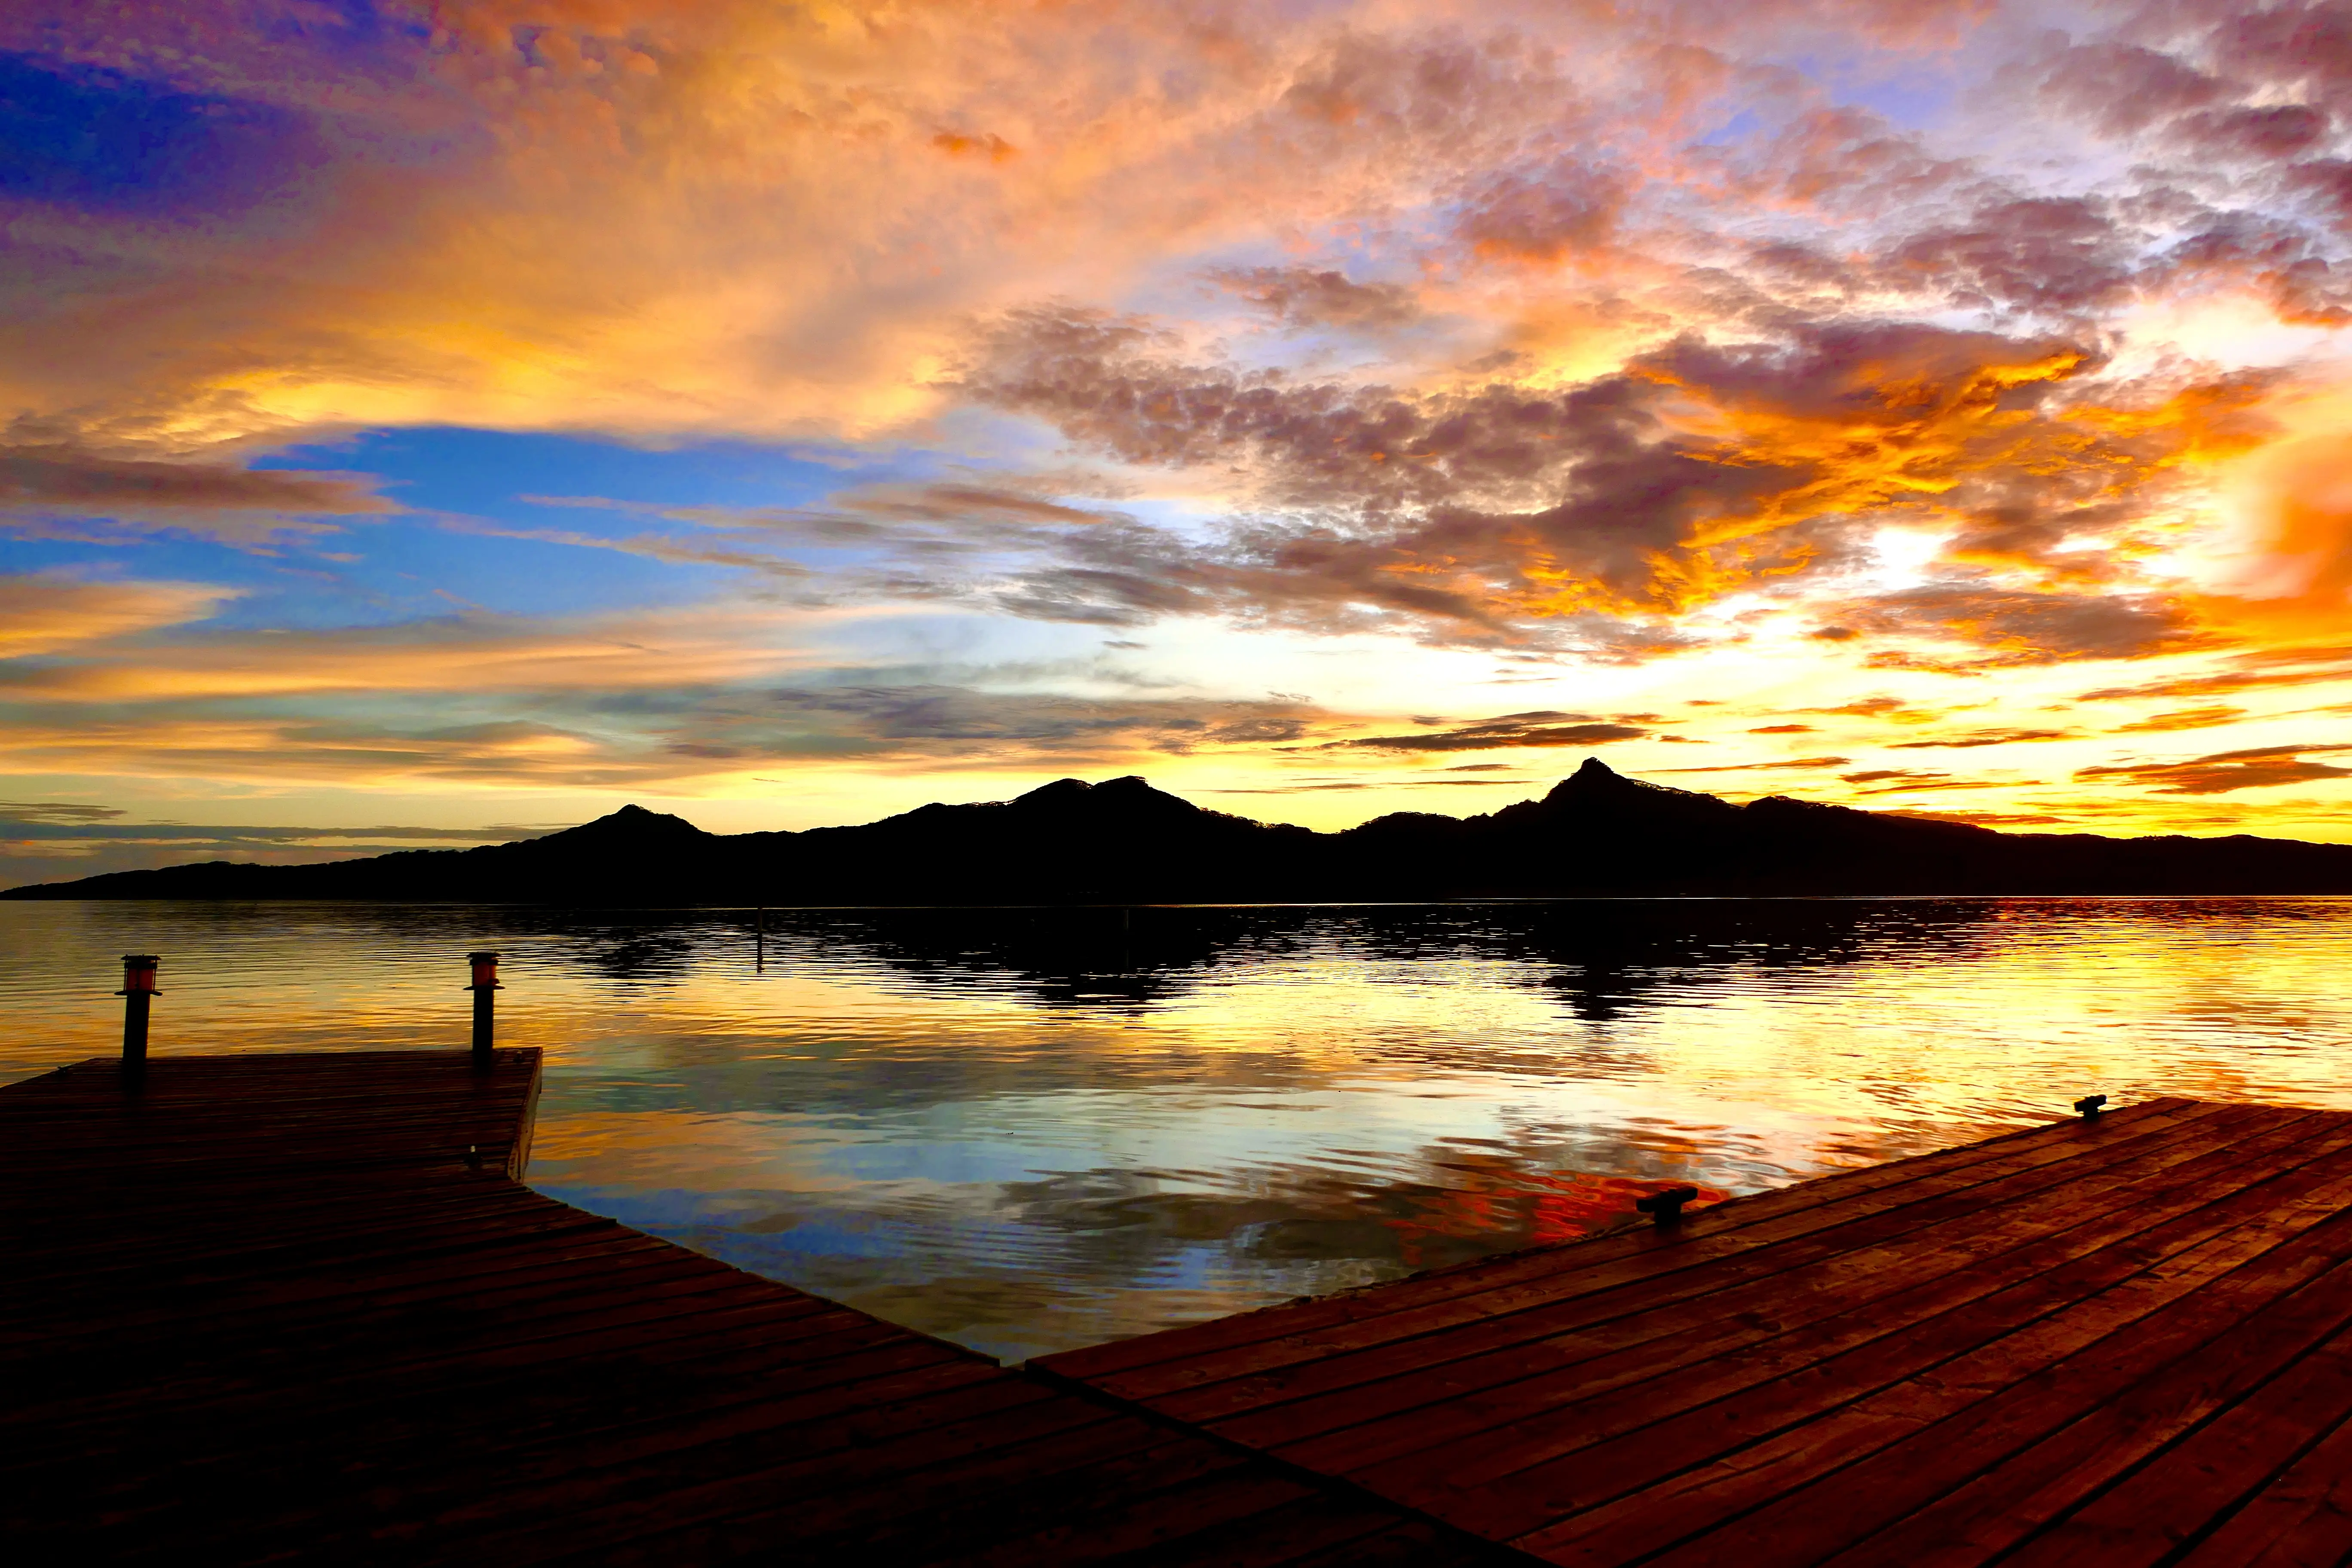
0 1051 1510 1566
1036 1096 2352 1567
14 1060 2352 1567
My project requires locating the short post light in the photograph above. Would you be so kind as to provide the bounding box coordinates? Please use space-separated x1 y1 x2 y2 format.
118 954 160 1075
466 951 501 1068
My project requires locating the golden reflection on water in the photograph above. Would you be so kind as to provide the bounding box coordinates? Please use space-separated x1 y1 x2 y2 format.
3 898 2348 1360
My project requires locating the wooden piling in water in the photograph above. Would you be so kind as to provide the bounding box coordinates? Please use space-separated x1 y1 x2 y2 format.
466 949 499 1068
116 952 157 1075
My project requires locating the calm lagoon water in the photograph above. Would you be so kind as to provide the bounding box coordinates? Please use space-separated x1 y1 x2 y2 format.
4 897 2349 1362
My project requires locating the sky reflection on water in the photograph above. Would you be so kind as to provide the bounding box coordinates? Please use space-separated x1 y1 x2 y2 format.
4 898 2349 1361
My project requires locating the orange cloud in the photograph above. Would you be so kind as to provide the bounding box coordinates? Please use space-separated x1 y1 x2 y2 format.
1319 715 1648 753
1657 756 1852 772
2077 644 2352 702
0 441 384 504
2077 743 2352 796
0 606 821 701
0 575 237 657
1887 727 2076 749
0 713 658 791
2110 705 2247 733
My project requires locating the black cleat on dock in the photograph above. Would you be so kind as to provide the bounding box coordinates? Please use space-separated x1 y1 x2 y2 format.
1632 1184 1701 1226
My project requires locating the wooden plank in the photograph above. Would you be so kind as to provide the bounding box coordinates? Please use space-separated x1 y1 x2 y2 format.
0 1296 916 1445
0 1231 713 1350
429 1404 1184 1564
0 1188 603 1281
1078 1492 1470 1568
2171 1400 2352 1568
28 1341 1012 1559
1283 1520 1502 1568
222 1351 1011 1532
581 1433 1241 1568
85 1375 1081 1557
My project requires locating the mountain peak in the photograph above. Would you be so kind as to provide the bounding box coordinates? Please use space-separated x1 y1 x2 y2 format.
1526 756 1736 820
535 804 710 847
1544 755 1642 800
1014 777 1096 806
1012 774 1202 819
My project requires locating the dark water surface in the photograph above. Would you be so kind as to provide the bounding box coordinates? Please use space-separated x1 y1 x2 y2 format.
4 898 2348 1361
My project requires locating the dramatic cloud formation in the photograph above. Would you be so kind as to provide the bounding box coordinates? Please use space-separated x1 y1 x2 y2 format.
1321 715 1649 754
961 311 2210 643
2078 743 2352 795
1 0 2349 868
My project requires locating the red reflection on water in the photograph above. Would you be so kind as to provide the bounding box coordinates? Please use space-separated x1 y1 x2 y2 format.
1381 1168 1729 1268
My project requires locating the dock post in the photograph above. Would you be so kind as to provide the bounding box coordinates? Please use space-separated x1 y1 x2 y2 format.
116 954 159 1081
467 952 501 1069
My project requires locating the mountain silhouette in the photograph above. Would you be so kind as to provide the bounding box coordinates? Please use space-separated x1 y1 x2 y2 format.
8 760 2350 903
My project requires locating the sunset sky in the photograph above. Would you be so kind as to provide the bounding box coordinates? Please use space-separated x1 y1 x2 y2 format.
4 0 2352 884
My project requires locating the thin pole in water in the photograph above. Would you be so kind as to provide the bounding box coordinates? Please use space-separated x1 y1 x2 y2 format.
466 951 501 1069
117 954 159 1084
756 906 766 972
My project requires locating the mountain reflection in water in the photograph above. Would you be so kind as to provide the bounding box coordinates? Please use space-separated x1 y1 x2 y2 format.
4 898 2348 1361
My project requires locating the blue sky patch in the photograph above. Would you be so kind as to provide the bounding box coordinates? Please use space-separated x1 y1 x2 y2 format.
0 51 305 214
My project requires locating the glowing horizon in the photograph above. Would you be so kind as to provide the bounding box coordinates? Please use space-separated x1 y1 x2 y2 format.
4 1 2351 885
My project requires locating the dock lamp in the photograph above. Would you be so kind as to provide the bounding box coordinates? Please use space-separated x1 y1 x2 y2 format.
466 951 501 1068
117 954 160 1074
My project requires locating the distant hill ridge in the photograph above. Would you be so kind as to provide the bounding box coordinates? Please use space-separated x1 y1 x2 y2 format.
9 758 2351 902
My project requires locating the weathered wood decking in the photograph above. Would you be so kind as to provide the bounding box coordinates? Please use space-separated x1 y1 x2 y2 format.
15 1060 2352 1567
0 1051 1510 1566
1036 1096 2352 1567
